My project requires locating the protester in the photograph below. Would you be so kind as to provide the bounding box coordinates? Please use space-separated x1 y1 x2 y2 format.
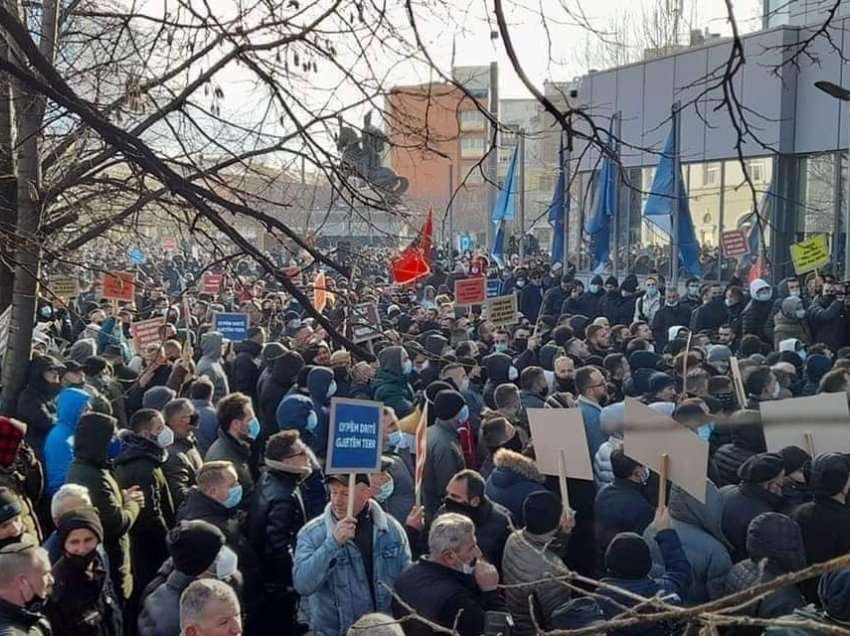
0 542 54 634
179 578 243 636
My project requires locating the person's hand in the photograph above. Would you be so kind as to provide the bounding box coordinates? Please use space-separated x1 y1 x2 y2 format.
333 516 357 545
405 505 425 532
124 486 145 508
474 559 499 592
559 509 576 533
526 337 539 351
654 506 671 531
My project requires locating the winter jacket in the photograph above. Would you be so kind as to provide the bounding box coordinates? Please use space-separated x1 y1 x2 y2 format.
0 598 52 635
484 449 547 526
597 529 690 636
541 286 569 318
806 296 849 352
651 303 693 350
520 284 544 322
709 421 766 488
595 478 655 558
205 429 256 497
45 550 123 636
137 568 194 636
162 434 203 510
258 351 304 439
689 299 728 334
293 500 411 636
724 513 806 628
380 452 416 527
720 482 785 563
196 331 230 402
371 370 415 420
16 356 60 461
423 420 464 520
577 397 607 464
435 497 513 572
634 292 661 324
230 339 262 401
792 497 850 568
599 291 624 326
67 415 140 602
392 558 507 636
645 484 732 603
306 367 334 459
563 289 604 319
773 300 812 349
246 468 306 590
113 433 175 591
44 388 92 497
502 529 571 636
191 398 218 456
594 437 621 489
742 298 774 344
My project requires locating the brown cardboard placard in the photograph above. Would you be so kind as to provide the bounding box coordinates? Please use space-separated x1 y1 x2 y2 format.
760 393 850 456
623 398 709 503
527 408 593 481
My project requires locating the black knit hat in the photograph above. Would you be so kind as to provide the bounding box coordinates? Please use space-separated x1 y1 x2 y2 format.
57 506 104 548
605 532 651 579
779 446 811 476
810 453 850 498
523 491 561 535
83 356 108 376
434 390 466 421
167 520 225 576
737 452 785 484
0 487 21 524
604 276 618 288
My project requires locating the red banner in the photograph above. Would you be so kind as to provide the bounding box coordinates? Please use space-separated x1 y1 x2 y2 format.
454 277 486 305
201 273 222 294
101 272 136 302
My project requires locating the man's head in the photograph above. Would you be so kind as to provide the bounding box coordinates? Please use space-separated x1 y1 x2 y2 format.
444 470 486 514
493 383 521 418
737 452 785 495
520 366 547 398
164 398 199 440
631 322 652 341
265 430 312 478
327 475 371 519
611 448 647 484
685 277 701 298
745 367 779 401
346 613 404 636
428 512 479 573
180 578 242 636
216 393 257 443
197 461 241 508
50 484 92 526
717 324 735 346
130 408 170 448
57 507 103 559
61 361 85 388
189 377 215 403
0 489 23 544
0 544 53 610
587 325 610 349
247 326 266 346
664 288 679 307
554 355 575 380
492 330 510 354
440 364 469 393
575 367 606 404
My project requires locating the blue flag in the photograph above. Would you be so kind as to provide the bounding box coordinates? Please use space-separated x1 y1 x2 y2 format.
491 144 518 224
642 112 703 277
491 221 506 268
585 121 618 273
548 134 567 266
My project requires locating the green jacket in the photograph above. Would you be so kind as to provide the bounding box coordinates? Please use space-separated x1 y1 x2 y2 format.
371 370 414 418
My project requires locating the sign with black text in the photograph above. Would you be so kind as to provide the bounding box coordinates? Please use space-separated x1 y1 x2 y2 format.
326 398 384 474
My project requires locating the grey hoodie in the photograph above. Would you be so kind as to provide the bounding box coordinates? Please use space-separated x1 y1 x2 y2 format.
68 338 97 364
196 331 229 401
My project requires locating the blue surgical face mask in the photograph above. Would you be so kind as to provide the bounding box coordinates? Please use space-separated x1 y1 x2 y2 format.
589 284 600 294
696 422 715 442
508 366 518 381
224 484 242 509
494 343 508 353
457 405 470 423
401 359 413 375
246 417 261 441
306 410 318 433
375 477 395 503
388 430 403 448
327 380 337 399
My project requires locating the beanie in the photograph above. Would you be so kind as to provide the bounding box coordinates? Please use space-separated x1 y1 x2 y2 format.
142 385 176 411
56 506 104 548
434 390 466 421
737 452 785 484
706 345 732 363
0 487 21 524
83 356 108 376
605 532 652 579
604 276 618 288
0 418 24 468
810 453 850 498
778 446 811 476
648 372 675 395
523 491 561 535
167 520 225 576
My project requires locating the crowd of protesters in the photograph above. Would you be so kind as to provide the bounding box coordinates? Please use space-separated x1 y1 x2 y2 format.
1 243 850 636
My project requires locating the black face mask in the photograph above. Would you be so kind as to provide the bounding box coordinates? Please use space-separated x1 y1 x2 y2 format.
513 338 527 352
63 550 98 571
443 497 476 519
537 384 549 398
556 376 576 394
333 367 350 385
501 434 523 453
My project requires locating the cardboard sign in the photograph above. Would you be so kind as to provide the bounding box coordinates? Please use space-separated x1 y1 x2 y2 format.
486 293 518 327
721 229 748 257
201 273 223 294
213 312 249 342
101 272 136 302
50 277 79 299
760 393 850 456
527 408 594 481
454 277 486 305
623 398 709 503
790 234 830 274
486 279 501 298
350 303 381 343
326 398 384 474
130 317 166 348
161 237 178 251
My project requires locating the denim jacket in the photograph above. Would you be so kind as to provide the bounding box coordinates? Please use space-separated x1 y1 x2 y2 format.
293 500 411 636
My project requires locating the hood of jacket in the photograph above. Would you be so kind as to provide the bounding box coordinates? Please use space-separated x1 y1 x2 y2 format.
483 352 512 383
378 346 405 376
750 278 771 297
492 449 544 483
234 340 262 358
271 350 304 386
668 482 732 550
200 331 224 360
73 412 116 466
113 431 167 466
780 297 804 320
539 344 561 371
746 512 807 573
731 417 767 453
424 333 448 357
307 366 334 404
55 387 92 430
96 317 122 350
26 355 62 397
277 393 314 430
68 338 97 364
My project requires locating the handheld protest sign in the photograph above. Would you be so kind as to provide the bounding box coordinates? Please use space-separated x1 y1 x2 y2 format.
486 293 519 328
790 234 830 275
130 317 166 349
101 272 136 302
729 356 747 410
623 398 709 503
760 393 850 456
50 277 79 300
212 312 249 342
486 279 501 298
454 277 486 306
528 408 594 486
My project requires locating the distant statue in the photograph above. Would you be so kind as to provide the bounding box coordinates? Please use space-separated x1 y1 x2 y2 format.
337 112 408 202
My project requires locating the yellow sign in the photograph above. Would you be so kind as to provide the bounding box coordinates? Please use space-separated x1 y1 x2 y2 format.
790 234 830 274
486 293 518 327
50 277 79 299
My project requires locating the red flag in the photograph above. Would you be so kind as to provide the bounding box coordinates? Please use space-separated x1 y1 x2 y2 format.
390 210 433 285
418 209 433 260
314 271 327 313
414 403 428 508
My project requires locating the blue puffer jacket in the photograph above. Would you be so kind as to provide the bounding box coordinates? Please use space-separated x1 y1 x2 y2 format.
44 387 92 496
293 500 411 636
484 449 547 526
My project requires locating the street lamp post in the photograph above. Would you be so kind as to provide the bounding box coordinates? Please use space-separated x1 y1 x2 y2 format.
815 80 850 280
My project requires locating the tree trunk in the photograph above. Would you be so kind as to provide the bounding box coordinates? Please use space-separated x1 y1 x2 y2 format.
0 15 16 314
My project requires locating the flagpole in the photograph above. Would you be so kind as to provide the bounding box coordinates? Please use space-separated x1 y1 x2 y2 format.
519 128 526 261
563 135 571 272
612 112 622 278
671 102 681 285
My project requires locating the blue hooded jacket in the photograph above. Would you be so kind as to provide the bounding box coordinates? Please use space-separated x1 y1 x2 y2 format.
306 367 334 459
96 317 131 363
44 387 92 495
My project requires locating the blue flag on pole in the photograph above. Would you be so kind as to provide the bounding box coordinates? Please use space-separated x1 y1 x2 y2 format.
548 134 567 266
491 221 506 268
642 113 703 277
491 144 519 224
585 121 618 273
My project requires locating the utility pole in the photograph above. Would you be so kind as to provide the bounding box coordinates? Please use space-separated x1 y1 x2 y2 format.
518 128 526 260
486 62 499 252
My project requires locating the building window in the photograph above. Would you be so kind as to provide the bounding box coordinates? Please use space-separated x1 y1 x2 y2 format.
460 136 485 158
746 159 765 183
459 110 485 131
703 163 720 187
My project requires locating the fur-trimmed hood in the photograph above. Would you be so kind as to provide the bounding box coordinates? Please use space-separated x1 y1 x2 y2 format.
493 448 545 483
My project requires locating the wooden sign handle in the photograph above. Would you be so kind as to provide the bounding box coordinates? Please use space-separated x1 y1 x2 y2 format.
658 453 669 510
804 432 815 458
558 449 571 513
346 473 356 518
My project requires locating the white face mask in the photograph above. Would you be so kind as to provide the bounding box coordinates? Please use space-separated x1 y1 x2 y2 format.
215 545 239 580
772 382 781 399
508 366 518 382
459 377 470 393
156 426 174 449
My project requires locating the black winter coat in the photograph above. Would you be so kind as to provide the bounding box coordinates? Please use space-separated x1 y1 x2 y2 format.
435 498 512 572
162 435 203 510
541 287 568 318
741 299 773 343
258 352 303 439
16 357 60 461
689 299 728 334
230 340 262 401
594 478 655 559
806 296 849 352
0 598 51 636
651 304 693 349
45 552 123 636
791 497 850 567
205 430 256 498
720 483 785 563
563 290 605 319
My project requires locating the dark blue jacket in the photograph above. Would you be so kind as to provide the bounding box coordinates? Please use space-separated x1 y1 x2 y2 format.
594 478 655 557
520 284 544 323
484 450 547 526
